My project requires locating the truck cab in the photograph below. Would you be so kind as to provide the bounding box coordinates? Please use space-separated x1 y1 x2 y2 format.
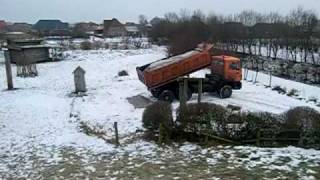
211 55 242 89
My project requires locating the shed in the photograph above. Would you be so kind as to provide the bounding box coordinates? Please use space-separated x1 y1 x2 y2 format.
7 39 50 64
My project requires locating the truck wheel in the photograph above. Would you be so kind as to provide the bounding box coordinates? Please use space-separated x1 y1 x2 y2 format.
175 87 193 101
159 90 175 102
219 85 232 98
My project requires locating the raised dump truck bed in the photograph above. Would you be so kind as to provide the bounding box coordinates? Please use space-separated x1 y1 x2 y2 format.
137 45 213 89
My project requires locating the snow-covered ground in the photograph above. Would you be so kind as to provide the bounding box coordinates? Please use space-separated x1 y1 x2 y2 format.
0 46 320 179
190 69 320 114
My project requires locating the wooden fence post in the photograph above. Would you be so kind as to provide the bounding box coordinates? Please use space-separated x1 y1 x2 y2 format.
114 122 119 146
198 79 202 103
183 78 188 101
254 70 259 84
179 79 186 109
4 50 13 90
243 68 247 80
256 129 261 147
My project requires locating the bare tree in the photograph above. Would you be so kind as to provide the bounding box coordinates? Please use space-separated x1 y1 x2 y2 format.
164 12 179 23
179 9 192 22
139 14 148 25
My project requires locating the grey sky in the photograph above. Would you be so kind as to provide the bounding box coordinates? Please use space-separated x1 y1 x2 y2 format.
1 0 319 24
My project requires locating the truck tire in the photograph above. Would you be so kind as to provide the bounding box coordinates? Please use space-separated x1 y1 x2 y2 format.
159 90 175 102
174 87 193 101
219 85 232 98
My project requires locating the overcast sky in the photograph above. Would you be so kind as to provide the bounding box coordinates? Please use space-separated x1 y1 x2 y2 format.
1 0 319 24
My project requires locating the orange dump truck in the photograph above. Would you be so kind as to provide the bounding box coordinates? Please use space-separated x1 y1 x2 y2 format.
137 45 242 102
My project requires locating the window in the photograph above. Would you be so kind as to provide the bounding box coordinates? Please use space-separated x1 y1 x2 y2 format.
229 63 240 70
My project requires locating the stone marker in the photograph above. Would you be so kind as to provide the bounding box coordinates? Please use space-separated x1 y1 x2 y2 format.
73 66 87 93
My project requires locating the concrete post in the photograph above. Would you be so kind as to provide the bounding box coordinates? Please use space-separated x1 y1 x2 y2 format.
73 66 87 93
4 50 13 90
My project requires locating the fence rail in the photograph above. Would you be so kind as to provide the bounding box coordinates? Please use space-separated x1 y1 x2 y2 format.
242 128 301 147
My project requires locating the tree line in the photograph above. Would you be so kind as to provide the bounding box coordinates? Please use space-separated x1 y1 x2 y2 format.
147 7 320 64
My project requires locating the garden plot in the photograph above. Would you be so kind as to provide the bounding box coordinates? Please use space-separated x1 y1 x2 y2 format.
0 46 320 179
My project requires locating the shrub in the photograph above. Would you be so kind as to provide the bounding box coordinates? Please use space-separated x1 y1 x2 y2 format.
300 130 320 149
238 112 282 140
118 70 129 77
283 106 320 149
176 103 229 136
287 88 299 97
272 85 286 94
283 106 320 130
308 97 318 103
80 41 92 50
92 41 103 50
142 101 173 131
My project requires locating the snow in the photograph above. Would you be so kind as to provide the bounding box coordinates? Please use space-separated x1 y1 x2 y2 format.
190 69 320 114
245 69 320 102
146 50 199 70
125 26 139 32
0 47 166 157
0 45 320 178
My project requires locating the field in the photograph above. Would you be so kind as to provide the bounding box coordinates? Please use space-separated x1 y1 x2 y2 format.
0 46 320 179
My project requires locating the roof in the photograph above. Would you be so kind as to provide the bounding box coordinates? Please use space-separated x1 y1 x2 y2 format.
5 32 25 35
104 18 123 31
7 39 49 50
125 26 139 32
33 20 69 31
73 66 86 74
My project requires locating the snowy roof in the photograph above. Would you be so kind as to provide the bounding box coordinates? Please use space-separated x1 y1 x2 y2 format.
5 32 25 35
125 26 139 32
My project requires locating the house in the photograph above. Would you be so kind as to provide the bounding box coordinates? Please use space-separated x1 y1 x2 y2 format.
0 20 7 33
138 24 152 37
6 23 33 33
94 25 104 36
124 22 140 37
72 22 99 37
33 20 69 36
103 18 127 37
